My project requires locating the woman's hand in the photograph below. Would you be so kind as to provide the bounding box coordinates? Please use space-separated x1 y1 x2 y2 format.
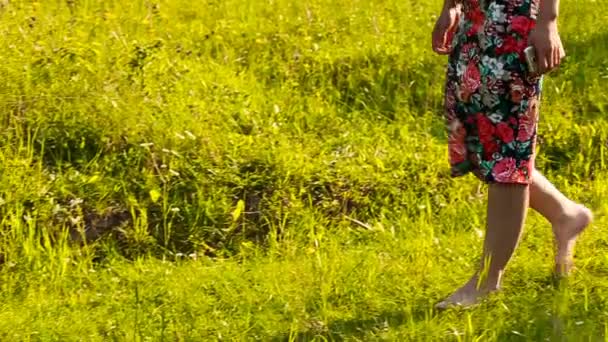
432 5 461 55
528 19 566 74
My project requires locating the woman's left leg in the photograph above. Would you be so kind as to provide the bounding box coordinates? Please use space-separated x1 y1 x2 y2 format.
529 169 593 275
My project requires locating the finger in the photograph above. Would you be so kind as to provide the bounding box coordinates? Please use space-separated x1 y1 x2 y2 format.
433 30 451 54
433 38 448 54
432 42 448 54
435 46 450 55
553 47 561 68
432 28 442 49
448 16 459 33
442 34 451 52
536 49 548 74
432 33 440 52
546 49 555 71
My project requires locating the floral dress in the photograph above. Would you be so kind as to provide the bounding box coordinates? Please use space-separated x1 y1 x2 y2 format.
444 0 542 184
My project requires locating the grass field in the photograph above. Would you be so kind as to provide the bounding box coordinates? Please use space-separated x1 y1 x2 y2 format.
1 0 608 340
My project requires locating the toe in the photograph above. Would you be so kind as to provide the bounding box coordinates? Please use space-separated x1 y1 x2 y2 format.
435 301 448 310
435 300 459 310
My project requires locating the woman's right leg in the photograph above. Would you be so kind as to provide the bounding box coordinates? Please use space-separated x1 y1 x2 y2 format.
529 169 593 275
436 183 529 309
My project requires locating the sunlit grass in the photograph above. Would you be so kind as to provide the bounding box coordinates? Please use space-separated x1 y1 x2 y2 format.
0 0 607 340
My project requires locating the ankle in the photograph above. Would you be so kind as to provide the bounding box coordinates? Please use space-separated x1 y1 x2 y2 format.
565 201 587 218
552 201 579 224
470 272 501 292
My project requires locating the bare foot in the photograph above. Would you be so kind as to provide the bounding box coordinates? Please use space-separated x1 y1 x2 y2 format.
553 204 593 276
435 276 498 310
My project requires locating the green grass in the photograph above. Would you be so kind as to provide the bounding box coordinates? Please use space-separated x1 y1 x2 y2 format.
1 0 608 340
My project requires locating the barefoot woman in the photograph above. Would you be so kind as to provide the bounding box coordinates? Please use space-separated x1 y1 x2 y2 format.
431 0 593 308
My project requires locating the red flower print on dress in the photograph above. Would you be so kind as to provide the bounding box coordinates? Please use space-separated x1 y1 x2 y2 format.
507 0 525 11
510 76 525 103
512 168 527 183
496 36 515 54
496 35 525 55
496 122 515 143
466 8 485 37
461 43 476 56
445 92 457 110
461 61 482 102
483 140 499 160
484 76 504 95
524 82 539 97
492 157 517 182
519 160 532 175
517 114 536 142
510 16 534 37
476 113 496 144
448 121 468 164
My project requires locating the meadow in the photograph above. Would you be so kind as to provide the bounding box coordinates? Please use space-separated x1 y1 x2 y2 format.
1 0 608 340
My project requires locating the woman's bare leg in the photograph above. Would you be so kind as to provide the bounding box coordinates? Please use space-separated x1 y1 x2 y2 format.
436 183 529 308
529 169 593 275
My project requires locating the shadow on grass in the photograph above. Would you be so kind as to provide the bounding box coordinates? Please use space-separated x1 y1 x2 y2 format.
271 302 432 341
489 300 600 341
485 276 604 341
271 274 608 341
271 311 407 341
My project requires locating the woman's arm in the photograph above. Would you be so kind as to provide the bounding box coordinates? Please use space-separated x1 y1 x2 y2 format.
441 0 459 11
538 0 559 23
432 0 461 55
528 0 565 74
